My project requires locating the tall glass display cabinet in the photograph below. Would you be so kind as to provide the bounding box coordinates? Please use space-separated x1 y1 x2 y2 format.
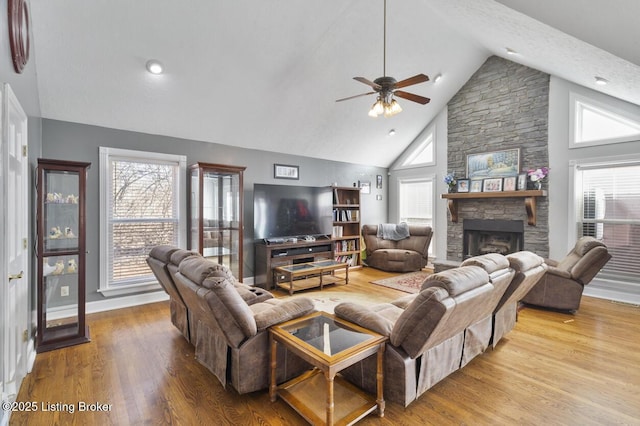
189 162 245 280
36 158 91 353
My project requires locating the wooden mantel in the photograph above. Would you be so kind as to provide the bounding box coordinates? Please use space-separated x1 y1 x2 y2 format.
441 190 547 226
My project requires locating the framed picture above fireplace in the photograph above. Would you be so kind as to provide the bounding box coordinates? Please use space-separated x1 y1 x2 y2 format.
466 148 520 179
483 178 503 192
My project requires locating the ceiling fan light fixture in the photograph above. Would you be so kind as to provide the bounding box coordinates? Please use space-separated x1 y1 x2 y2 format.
383 98 402 117
369 98 385 117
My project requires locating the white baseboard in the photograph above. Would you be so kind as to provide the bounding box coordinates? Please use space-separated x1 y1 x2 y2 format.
47 291 169 320
87 291 170 314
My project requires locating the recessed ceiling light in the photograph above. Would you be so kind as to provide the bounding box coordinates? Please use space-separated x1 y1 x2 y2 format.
505 48 517 55
594 76 608 85
388 129 396 136
146 60 164 75
433 74 442 83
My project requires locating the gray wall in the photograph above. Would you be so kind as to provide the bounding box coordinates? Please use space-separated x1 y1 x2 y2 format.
41 119 387 302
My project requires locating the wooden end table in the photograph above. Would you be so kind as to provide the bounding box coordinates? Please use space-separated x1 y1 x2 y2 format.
269 311 386 425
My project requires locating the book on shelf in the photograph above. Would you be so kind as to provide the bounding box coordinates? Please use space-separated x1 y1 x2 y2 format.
334 254 357 265
335 239 357 252
333 209 359 222
332 226 343 238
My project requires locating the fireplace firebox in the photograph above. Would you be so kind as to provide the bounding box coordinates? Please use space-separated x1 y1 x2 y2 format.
463 219 524 259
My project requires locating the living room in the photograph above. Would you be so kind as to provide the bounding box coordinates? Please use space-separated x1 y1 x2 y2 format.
2 1 640 425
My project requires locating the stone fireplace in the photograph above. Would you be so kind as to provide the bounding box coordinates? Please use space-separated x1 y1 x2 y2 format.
463 219 524 259
445 56 550 262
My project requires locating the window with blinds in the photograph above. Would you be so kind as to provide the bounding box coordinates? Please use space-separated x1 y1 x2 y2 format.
579 162 640 285
99 147 186 295
399 177 434 226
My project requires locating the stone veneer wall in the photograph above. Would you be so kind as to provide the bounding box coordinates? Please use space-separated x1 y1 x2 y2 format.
447 56 550 261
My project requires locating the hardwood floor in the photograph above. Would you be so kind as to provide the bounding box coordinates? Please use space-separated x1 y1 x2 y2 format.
11 267 640 425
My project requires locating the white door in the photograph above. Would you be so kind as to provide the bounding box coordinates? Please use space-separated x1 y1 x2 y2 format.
1 83 30 425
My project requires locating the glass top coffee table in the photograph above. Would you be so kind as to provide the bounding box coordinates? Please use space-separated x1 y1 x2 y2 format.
269 311 387 425
273 259 349 295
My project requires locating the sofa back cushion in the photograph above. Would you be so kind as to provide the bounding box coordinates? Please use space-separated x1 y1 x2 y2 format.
362 224 433 256
393 266 493 358
497 251 547 310
202 277 257 347
179 256 222 285
149 245 180 264
169 249 201 267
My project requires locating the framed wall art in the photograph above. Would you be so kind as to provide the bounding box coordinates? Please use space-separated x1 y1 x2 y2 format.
359 181 371 194
274 164 299 180
466 148 520 179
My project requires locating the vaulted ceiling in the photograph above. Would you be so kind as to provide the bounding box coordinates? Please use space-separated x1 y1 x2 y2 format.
29 0 640 167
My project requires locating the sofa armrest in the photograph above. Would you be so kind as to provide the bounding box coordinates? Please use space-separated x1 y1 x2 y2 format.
253 298 315 331
547 265 571 279
334 302 393 336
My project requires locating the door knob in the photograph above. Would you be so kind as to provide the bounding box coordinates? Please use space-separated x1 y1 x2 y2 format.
8 271 23 281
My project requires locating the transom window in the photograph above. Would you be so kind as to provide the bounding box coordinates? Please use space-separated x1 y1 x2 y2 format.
99 147 186 296
571 93 640 147
401 131 434 167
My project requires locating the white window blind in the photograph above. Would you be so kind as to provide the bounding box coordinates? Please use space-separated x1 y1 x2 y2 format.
399 178 433 227
579 162 640 285
100 147 186 295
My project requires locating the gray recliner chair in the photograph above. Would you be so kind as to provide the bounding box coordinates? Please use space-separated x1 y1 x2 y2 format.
522 237 611 312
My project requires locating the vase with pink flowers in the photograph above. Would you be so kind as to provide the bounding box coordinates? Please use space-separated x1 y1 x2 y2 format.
527 167 549 190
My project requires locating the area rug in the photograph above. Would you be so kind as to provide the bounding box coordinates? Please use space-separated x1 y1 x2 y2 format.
289 290 391 314
370 271 432 294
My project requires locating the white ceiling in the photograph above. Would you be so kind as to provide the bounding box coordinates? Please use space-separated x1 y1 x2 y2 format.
29 0 640 168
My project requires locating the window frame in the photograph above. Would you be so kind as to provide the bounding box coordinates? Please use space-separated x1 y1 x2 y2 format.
99 147 187 297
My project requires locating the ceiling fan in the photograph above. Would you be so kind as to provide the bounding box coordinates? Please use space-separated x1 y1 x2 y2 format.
336 0 430 117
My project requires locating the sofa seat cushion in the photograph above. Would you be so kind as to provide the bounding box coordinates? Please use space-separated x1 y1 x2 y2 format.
250 298 315 331
372 249 421 262
334 302 403 336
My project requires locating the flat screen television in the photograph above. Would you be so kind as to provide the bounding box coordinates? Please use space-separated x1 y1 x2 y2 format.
253 184 333 241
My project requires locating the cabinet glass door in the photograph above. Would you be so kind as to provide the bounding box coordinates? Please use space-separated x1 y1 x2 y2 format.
202 171 241 276
189 163 245 280
37 159 90 352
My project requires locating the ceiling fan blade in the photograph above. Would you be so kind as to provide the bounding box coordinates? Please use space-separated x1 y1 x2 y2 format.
394 90 431 105
394 74 429 89
336 91 377 102
353 77 382 90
